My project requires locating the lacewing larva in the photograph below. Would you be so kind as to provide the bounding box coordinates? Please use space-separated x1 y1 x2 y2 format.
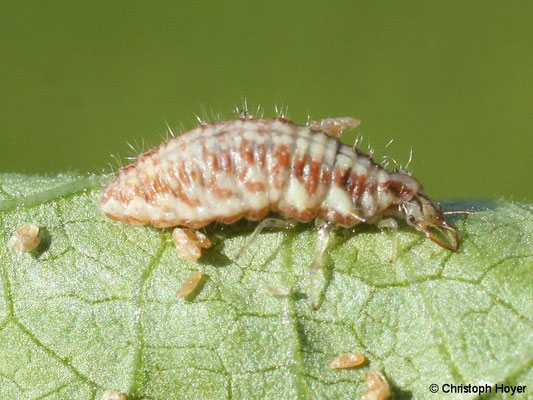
330 352 366 369
100 110 459 268
7 224 40 254
363 370 391 400
101 389 127 400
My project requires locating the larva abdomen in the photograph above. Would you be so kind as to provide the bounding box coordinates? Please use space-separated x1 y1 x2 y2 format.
100 117 420 230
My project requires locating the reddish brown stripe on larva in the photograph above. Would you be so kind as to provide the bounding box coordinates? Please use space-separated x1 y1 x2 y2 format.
100 117 423 229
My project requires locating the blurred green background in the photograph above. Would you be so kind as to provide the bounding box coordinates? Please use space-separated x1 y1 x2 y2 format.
1 1 531 200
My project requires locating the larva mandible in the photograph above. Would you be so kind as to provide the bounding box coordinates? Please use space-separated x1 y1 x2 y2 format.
100 112 459 265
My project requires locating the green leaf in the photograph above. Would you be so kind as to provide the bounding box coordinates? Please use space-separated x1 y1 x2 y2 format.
0 173 531 400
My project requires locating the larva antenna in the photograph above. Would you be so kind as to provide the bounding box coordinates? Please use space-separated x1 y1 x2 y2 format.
306 113 312 125
443 210 475 215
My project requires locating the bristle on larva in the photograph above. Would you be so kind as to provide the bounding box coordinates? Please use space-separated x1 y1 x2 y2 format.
100 117 421 229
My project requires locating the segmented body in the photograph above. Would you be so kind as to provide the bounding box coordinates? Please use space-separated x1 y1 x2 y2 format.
100 117 421 228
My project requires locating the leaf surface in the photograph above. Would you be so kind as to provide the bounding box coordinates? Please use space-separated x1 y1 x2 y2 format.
0 174 531 400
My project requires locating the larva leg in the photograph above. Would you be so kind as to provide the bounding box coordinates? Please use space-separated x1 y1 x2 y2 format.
172 228 211 261
237 218 297 259
377 218 399 262
309 117 361 138
310 221 335 309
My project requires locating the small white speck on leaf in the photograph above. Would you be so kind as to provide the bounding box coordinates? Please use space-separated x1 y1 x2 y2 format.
7 224 40 254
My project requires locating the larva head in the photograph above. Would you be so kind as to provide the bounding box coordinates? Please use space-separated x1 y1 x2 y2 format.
401 193 460 252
